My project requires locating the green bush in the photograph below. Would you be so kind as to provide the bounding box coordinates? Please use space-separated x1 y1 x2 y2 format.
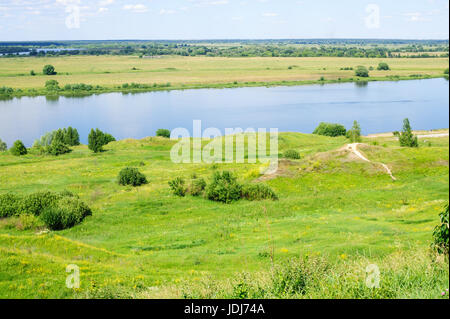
88 128 115 153
17 191 61 216
241 183 278 201
43 64 57 75
63 127 80 146
45 79 59 90
117 167 147 187
156 129 171 138
0 193 21 218
432 204 449 255
10 140 27 156
283 150 301 160
169 177 187 197
189 177 206 196
206 171 242 204
313 122 347 137
377 62 390 71
40 197 92 230
444 68 449 75
46 140 71 156
355 66 369 77
0 138 6 152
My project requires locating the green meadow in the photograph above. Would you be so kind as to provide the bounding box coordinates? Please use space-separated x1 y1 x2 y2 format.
0 132 448 298
0 56 448 96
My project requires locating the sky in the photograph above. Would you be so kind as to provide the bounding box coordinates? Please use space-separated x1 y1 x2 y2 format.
0 0 448 41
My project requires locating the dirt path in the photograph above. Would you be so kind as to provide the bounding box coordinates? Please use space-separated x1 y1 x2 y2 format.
347 143 397 181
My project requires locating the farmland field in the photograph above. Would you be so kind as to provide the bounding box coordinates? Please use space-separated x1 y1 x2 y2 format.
0 56 448 91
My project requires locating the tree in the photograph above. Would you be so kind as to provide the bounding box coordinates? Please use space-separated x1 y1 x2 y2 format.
10 140 27 156
377 62 390 71
0 138 7 152
346 120 362 142
43 64 57 75
355 66 369 77
156 129 171 138
63 127 80 146
398 118 419 147
30 70 36 76
88 128 115 153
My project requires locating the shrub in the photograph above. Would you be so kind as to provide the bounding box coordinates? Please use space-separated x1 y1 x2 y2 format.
46 140 71 156
346 120 362 143
355 66 369 77
30 70 36 76
398 118 418 147
10 140 27 156
241 184 278 201
432 204 449 255
444 68 449 75
313 122 346 137
0 138 7 152
16 214 42 231
283 150 301 160
43 64 57 75
156 129 171 138
17 191 60 216
189 177 206 196
169 177 187 197
118 167 147 187
40 197 92 230
377 62 390 71
0 193 21 218
206 171 242 204
88 128 115 153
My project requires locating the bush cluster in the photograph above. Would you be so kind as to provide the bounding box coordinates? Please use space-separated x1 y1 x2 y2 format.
377 62 390 70
0 191 91 230
283 150 301 160
117 167 148 187
33 127 80 156
169 171 278 203
156 129 171 138
313 122 347 137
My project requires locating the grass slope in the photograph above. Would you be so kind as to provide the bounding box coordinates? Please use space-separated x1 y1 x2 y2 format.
0 132 448 298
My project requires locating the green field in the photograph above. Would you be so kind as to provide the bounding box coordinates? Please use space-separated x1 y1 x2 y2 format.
0 56 448 93
0 132 448 298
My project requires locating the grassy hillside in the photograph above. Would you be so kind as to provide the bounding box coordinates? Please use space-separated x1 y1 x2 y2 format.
0 56 448 91
0 132 448 298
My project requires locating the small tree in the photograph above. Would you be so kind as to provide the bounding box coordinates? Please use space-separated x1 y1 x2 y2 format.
63 127 80 146
118 167 147 186
88 128 104 153
43 64 57 75
313 122 347 137
355 66 369 77
0 138 7 152
398 118 418 147
30 70 36 76
10 140 27 156
346 120 362 143
377 62 390 71
88 128 115 153
156 129 171 138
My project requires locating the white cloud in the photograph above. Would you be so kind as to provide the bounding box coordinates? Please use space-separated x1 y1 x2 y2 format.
159 9 176 15
123 4 148 13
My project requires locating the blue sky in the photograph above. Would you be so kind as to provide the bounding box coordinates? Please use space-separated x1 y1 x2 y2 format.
0 0 448 41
